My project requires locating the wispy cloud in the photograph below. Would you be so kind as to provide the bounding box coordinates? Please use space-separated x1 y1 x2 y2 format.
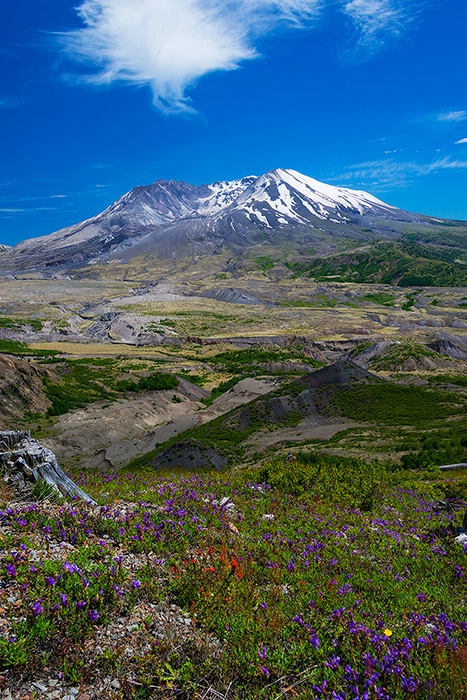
0 96 27 109
58 0 419 113
341 0 414 57
436 110 467 122
455 137 467 144
0 207 58 213
333 155 467 190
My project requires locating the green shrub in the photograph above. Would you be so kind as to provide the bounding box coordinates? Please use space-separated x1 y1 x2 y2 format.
258 454 384 511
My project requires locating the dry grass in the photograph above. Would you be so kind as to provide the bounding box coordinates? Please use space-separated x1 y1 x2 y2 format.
0 481 13 506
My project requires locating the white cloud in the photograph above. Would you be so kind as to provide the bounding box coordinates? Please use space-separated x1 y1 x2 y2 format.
341 0 427 57
60 0 322 113
342 0 404 50
334 155 467 190
0 207 57 213
455 137 467 144
437 110 467 122
59 0 417 112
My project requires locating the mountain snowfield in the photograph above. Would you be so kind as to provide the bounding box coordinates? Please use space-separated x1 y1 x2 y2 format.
1 167 443 274
17 168 401 252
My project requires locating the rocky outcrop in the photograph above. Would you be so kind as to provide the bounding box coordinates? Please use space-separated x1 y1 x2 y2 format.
427 334 467 360
0 354 53 427
0 430 95 503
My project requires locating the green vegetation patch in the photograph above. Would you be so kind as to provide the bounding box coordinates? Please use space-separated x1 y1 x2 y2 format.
330 381 462 426
399 422 467 469
0 339 57 357
44 358 180 416
257 452 383 510
254 255 275 271
287 241 467 287
369 341 445 371
209 346 321 373
429 373 467 388
0 316 43 331
361 292 396 306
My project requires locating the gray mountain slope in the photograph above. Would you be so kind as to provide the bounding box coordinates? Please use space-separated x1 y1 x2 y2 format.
1 168 465 276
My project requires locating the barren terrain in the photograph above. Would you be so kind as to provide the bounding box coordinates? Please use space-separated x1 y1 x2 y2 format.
0 274 466 472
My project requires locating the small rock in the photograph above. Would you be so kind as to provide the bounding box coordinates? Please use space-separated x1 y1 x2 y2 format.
454 533 467 544
48 680 59 687
69 689 79 697
262 514 275 520
110 680 120 690
32 682 48 693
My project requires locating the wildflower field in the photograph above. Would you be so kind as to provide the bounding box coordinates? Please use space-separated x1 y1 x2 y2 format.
1 457 467 699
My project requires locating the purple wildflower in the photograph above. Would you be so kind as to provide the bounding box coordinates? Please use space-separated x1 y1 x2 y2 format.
5 564 17 577
75 600 87 610
401 676 418 693
309 632 320 649
88 609 99 622
63 562 80 574
258 646 267 661
31 600 43 616
325 655 341 671
292 614 305 625
131 579 141 589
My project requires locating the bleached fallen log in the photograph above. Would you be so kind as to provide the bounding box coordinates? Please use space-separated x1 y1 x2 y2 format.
438 463 467 471
0 430 95 504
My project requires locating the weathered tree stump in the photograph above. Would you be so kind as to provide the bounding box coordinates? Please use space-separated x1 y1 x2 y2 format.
0 430 95 504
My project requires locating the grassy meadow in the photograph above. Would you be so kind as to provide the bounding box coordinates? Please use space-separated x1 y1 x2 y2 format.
1 458 467 698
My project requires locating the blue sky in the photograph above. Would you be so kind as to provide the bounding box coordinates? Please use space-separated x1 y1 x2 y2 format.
1 0 467 246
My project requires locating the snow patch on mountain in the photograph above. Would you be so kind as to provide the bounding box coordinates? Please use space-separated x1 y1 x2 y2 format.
233 168 397 226
8 167 411 261
197 176 257 215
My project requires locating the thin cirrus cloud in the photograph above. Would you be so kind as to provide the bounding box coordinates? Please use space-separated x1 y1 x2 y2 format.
456 138 467 144
436 110 467 122
341 0 414 57
334 155 467 190
58 0 420 113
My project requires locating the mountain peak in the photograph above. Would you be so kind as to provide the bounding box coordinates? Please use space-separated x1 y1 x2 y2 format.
2 168 431 274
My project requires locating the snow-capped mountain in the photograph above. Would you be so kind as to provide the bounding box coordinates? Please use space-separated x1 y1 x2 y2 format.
1 168 437 274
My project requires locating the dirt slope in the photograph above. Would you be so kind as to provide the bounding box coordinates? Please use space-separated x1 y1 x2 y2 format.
0 354 53 427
